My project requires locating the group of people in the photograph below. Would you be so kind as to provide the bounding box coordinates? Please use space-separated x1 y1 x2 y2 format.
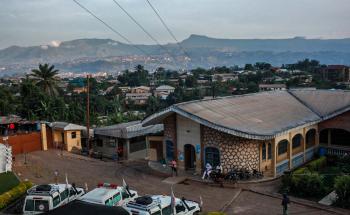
202 163 222 180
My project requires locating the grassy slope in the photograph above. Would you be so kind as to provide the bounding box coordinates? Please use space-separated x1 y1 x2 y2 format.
0 172 20 195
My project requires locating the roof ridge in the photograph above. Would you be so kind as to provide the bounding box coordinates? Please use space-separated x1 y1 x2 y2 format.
175 90 282 107
287 90 322 117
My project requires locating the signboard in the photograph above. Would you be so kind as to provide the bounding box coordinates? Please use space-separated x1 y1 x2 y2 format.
196 144 201 154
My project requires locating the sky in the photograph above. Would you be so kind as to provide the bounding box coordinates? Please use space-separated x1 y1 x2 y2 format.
0 0 350 49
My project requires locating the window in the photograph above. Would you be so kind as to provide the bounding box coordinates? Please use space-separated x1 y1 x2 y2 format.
306 129 316 147
176 204 186 213
112 193 121 204
262 143 266 160
292 134 302 149
151 211 161 215
60 189 69 201
278 140 288 155
166 140 174 160
122 191 129 199
205 147 220 167
129 140 146 153
34 200 49 212
71 132 77 139
162 206 172 215
24 199 34 211
96 139 103 147
53 195 61 207
268 143 272 159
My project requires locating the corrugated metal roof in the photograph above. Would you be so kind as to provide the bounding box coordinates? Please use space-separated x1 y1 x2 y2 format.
94 121 163 139
289 89 350 118
49 122 86 131
142 90 350 140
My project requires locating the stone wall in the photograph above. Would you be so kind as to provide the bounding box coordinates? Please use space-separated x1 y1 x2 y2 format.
202 125 261 172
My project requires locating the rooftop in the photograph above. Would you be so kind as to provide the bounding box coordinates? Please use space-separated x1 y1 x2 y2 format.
94 120 163 139
49 122 86 131
143 89 350 140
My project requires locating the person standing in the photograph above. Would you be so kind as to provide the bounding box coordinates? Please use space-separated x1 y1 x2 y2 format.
281 193 290 215
202 163 212 180
171 159 178 176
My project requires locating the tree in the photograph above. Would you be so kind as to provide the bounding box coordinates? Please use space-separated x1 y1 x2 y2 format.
30 64 59 96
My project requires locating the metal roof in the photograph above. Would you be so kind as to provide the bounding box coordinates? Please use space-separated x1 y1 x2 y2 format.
142 90 350 140
94 121 163 139
49 122 87 131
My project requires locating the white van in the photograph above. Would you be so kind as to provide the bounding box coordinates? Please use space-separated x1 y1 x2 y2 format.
79 183 138 206
23 184 85 214
124 195 201 215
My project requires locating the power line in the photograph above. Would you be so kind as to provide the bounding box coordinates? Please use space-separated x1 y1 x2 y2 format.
111 0 178 64
72 0 149 56
145 0 191 60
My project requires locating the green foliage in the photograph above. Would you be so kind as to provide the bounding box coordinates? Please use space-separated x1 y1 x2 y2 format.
307 156 327 171
289 170 325 197
0 181 33 209
0 172 20 195
334 175 350 208
117 65 149 86
30 63 59 96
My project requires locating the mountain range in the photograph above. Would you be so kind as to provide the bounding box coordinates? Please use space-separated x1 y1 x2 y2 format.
1 34 350 75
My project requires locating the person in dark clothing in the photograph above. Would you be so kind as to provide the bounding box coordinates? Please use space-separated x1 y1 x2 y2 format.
281 193 290 215
170 159 178 176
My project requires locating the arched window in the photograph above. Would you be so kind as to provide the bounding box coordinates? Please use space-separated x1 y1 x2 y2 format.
262 143 266 160
166 140 174 160
292 134 302 149
268 143 272 159
278 140 288 155
306 129 316 148
205 147 220 167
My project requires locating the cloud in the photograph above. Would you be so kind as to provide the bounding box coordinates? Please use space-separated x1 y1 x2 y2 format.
50 40 61 47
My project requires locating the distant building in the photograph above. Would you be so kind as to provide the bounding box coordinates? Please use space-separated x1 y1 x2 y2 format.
93 121 163 160
212 73 238 82
130 86 150 94
322 65 350 82
259 84 286 91
155 85 175 99
125 93 152 105
73 87 87 94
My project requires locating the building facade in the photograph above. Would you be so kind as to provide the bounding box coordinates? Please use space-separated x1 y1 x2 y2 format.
143 89 350 177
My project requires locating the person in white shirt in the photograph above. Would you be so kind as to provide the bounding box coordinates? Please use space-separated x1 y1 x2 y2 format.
202 163 212 180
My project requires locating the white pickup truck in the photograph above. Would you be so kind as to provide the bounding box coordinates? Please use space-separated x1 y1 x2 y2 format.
124 195 201 215
79 182 138 207
23 184 85 214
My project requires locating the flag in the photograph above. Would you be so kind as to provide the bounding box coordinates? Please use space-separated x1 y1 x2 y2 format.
65 173 69 202
122 178 127 189
171 186 176 214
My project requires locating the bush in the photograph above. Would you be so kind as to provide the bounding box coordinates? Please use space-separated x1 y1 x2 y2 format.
0 181 33 209
334 175 350 208
307 156 327 171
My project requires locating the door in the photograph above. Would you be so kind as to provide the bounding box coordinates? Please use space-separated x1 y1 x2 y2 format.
184 144 196 170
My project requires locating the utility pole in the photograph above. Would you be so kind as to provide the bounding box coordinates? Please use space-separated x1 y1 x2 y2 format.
86 74 91 153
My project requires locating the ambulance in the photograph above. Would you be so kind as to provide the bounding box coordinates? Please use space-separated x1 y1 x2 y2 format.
23 183 85 214
79 182 138 206
124 195 201 215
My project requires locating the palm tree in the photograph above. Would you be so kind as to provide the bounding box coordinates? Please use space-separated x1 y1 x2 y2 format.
30 63 59 96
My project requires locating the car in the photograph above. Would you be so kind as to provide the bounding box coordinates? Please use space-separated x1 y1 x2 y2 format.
124 195 201 215
79 182 138 206
23 183 85 214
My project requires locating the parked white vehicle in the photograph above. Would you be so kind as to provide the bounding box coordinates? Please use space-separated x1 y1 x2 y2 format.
79 183 138 207
124 195 201 215
23 184 85 214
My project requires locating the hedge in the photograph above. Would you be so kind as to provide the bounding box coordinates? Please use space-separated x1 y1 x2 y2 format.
0 181 33 209
334 175 350 208
307 156 327 171
0 172 20 195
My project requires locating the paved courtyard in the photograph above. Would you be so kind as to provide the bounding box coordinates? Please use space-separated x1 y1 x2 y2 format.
11 150 348 214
